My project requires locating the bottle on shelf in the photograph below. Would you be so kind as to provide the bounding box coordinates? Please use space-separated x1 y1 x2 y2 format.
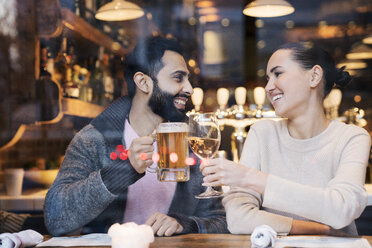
79 67 93 102
84 0 97 23
87 52 104 105
92 60 104 105
64 63 79 99
53 36 69 87
58 38 79 99
35 40 60 122
100 48 114 106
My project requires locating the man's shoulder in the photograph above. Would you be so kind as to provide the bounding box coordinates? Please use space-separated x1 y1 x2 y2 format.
70 124 105 146
93 97 131 122
91 96 131 135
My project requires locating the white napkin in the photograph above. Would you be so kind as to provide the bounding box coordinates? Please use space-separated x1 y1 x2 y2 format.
0 230 43 248
251 225 277 248
108 222 154 248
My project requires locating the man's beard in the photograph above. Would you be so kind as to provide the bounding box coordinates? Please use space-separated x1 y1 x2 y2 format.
148 78 190 122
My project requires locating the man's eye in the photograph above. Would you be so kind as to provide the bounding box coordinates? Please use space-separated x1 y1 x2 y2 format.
174 75 183 82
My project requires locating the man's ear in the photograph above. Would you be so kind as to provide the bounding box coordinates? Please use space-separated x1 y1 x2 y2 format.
310 65 323 88
133 72 151 94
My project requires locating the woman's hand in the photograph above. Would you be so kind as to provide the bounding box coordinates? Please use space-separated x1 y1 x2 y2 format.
200 158 247 187
200 158 268 194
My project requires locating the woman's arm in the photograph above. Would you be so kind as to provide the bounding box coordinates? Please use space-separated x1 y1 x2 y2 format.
222 187 293 234
290 220 352 237
290 219 329 235
223 187 352 236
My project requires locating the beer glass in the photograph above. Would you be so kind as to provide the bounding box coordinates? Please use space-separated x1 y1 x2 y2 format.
188 113 223 199
156 122 190 182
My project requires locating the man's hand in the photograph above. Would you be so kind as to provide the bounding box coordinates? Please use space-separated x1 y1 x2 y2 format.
145 212 183 237
128 136 154 174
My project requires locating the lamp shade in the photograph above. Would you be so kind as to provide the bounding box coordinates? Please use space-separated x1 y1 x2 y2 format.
336 60 367 70
253 87 266 106
95 0 144 21
191 87 204 111
217 88 229 108
362 35 372 45
346 43 372 60
243 0 294 18
235 87 247 106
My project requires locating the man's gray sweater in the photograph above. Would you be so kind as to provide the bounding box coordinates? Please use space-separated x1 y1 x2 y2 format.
44 97 227 236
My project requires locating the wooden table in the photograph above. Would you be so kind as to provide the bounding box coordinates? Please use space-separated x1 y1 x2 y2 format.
150 234 251 247
41 234 372 248
148 234 372 248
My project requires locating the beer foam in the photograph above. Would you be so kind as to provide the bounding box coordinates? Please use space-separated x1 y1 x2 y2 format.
157 122 188 133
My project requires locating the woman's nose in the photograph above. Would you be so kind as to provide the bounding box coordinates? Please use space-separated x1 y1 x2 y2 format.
265 78 275 93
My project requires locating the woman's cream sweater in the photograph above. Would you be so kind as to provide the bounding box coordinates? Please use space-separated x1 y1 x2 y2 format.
223 119 371 235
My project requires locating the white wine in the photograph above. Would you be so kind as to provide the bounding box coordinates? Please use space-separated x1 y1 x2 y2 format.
188 113 223 199
189 137 220 159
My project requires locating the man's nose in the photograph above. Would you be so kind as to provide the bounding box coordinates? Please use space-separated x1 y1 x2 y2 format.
183 78 193 96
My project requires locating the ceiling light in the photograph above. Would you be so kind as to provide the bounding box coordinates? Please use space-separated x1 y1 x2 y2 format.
362 35 372 45
243 0 294 18
95 0 144 21
336 60 367 70
195 1 214 8
346 43 372 60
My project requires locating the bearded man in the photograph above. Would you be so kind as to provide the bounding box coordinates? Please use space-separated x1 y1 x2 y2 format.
44 36 228 236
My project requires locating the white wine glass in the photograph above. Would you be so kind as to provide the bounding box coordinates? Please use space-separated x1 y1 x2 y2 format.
188 113 223 199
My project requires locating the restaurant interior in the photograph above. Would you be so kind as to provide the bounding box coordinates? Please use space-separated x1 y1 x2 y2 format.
0 0 371 237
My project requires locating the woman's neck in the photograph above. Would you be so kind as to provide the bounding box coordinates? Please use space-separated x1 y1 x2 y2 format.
287 108 330 140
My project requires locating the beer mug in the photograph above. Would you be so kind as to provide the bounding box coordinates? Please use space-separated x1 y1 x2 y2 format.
156 122 189 182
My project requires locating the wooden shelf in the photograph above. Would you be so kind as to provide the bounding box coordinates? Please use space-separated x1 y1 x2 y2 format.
61 8 128 56
62 98 104 118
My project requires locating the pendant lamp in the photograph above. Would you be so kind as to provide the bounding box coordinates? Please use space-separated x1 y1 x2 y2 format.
346 43 372 60
362 35 372 45
243 0 294 18
337 60 367 70
95 0 144 21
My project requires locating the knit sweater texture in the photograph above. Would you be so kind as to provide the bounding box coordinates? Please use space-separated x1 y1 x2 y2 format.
44 96 227 236
223 119 370 235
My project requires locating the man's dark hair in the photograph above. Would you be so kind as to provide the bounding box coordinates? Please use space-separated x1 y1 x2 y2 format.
123 35 184 98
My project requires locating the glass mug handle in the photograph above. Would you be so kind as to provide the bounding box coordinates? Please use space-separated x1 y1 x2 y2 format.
146 129 157 173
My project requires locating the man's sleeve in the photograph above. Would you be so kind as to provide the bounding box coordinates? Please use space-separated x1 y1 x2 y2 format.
169 196 228 233
43 125 143 236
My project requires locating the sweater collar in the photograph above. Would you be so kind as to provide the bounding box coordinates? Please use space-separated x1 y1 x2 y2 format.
91 96 132 145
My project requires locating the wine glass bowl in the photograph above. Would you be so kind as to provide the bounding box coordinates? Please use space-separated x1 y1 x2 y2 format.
188 113 223 199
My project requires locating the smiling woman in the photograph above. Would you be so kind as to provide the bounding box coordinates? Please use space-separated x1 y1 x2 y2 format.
199 42 370 236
